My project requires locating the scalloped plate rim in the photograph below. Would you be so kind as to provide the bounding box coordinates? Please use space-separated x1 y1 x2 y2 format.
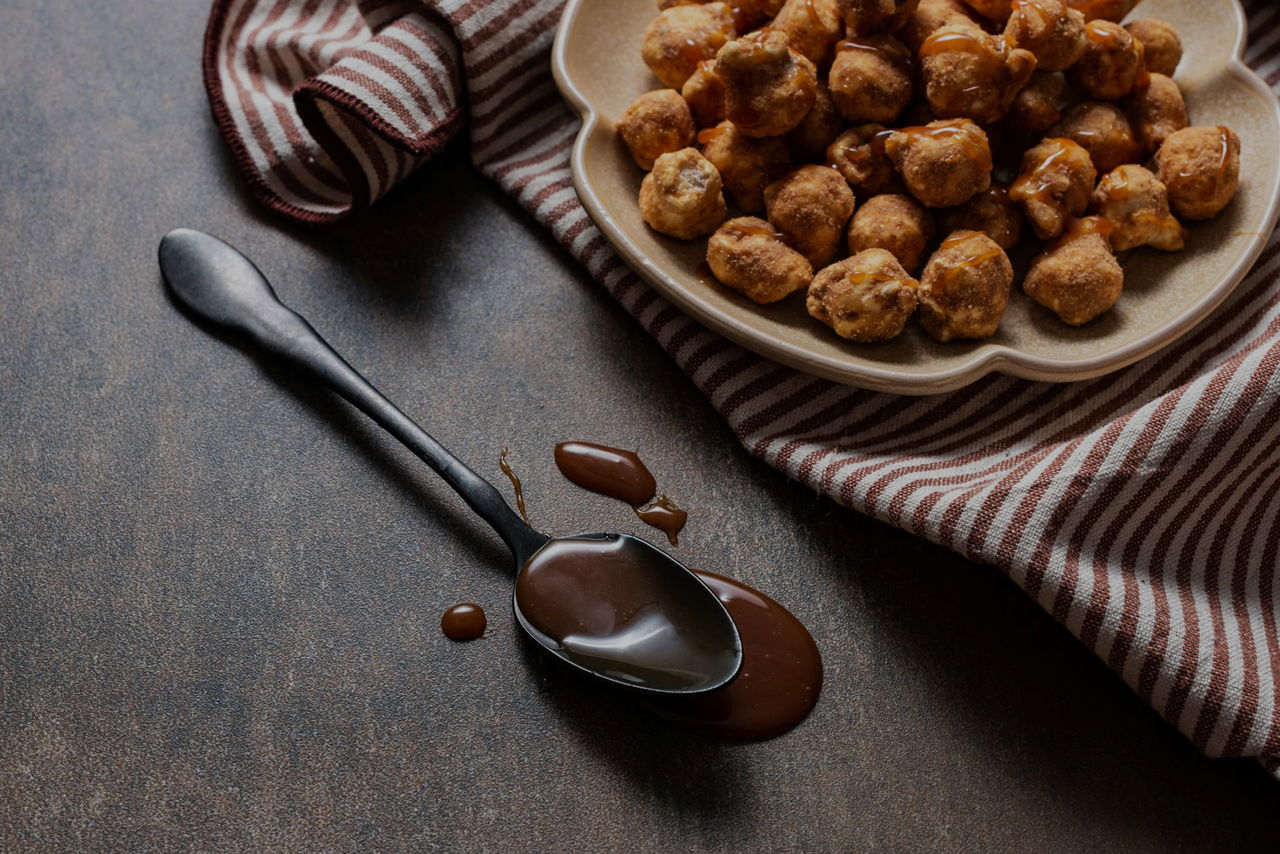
552 0 1280 395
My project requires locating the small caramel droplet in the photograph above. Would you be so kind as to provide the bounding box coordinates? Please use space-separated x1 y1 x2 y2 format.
442 603 486 641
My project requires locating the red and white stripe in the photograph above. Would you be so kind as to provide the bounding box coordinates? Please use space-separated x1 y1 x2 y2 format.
205 0 462 221
205 0 1280 776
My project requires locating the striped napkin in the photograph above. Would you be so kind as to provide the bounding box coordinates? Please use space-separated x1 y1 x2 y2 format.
205 0 1280 774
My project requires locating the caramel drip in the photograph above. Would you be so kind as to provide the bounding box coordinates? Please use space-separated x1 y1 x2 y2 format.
1009 139 1077 203
867 128 894 157
678 38 707 67
941 230 982 249
635 495 688 546
826 129 892 171
1084 19 1127 49
1063 215 1113 238
836 38 880 54
1008 0 1058 50
803 0 823 27
1101 172 1182 234
499 448 529 525
919 28 999 60
695 261 718 287
1130 210 1184 232
846 270 904 285
722 221 788 241
1070 0 1119 21
729 108 766 133
897 122 993 172
1216 125 1233 180
1169 127 1234 203
1048 214 1113 251
697 125 730 145
837 37 911 64
937 231 1003 287
1103 168 1130 202
1010 0 1053 23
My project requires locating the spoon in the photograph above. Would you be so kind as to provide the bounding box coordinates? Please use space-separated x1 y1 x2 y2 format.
157 228 743 696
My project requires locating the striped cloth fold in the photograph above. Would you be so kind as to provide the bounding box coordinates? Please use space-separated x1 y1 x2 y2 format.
205 0 1280 775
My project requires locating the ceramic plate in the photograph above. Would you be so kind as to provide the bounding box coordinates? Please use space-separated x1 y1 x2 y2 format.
553 0 1280 395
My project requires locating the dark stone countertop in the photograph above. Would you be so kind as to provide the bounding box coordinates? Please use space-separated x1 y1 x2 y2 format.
2 1 1278 850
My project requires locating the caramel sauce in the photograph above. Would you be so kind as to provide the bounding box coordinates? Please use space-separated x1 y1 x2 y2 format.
1130 210 1184 232
867 127 894 157
830 127 895 171
696 125 730 147
1049 214 1114 250
678 38 707 67
728 108 766 132
803 0 823 27
1009 139 1078 203
516 537 738 692
517 444 824 738
643 570 823 740
1103 169 1130 201
836 38 880 54
936 230 1004 287
554 441 690 545
1084 19 1126 49
1063 215 1113 238
847 270 903 285
1070 0 1120 21
837 37 911 64
636 496 689 546
1010 0 1053 24
1102 172 1181 232
723 221 788 241
1169 127 1234 203
555 442 656 506
499 448 529 525
919 28 998 60
695 261 718 287
1215 125 1233 180
1007 0 1062 53
895 122 993 172
441 603 486 641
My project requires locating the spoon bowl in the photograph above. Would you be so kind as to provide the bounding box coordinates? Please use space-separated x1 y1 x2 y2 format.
158 228 742 696
516 533 742 694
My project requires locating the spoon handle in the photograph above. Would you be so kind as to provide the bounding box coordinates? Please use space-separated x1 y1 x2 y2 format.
159 228 548 563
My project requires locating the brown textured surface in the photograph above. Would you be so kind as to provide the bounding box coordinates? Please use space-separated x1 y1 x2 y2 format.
2 1 1279 851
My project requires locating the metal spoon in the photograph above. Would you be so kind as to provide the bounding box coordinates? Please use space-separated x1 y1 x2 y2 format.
158 228 742 696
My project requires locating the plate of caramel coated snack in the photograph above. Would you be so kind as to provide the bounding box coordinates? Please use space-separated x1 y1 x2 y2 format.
553 0 1280 394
